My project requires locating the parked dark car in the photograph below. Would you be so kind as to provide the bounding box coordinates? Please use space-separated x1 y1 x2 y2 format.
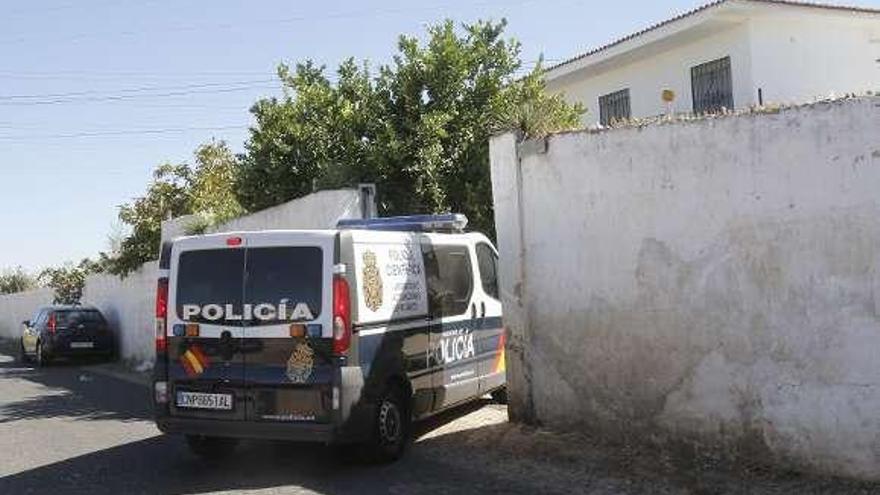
19 305 116 366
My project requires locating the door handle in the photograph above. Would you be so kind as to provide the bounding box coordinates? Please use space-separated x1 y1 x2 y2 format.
471 303 477 320
480 302 486 318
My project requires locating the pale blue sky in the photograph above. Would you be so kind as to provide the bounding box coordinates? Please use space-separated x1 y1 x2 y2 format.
1 0 876 272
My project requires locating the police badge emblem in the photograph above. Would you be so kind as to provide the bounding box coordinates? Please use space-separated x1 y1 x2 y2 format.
286 342 314 384
362 249 383 312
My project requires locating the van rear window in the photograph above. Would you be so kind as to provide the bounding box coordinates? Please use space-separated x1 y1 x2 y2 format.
175 247 323 325
244 246 323 326
176 249 245 325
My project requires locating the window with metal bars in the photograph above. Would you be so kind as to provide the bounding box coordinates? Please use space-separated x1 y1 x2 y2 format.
691 56 733 114
598 88 631 126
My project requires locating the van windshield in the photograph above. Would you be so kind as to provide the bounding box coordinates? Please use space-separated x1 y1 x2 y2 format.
175 247 323 325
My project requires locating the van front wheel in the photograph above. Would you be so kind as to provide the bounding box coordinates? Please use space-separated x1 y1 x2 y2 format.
362 385 410 463
185 435 239 461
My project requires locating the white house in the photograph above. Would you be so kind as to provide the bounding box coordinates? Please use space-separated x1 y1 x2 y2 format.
545 0 880 125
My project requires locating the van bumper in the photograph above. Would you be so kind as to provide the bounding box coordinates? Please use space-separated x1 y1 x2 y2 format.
157 417 337 443
154 366 375 444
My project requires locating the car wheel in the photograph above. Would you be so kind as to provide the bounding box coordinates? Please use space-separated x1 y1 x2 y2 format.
35 340 49 367
490 387 508 404
361 384 410 463
185 435 239 461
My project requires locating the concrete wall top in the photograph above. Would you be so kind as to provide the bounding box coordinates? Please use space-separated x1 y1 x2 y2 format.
160 189 361 244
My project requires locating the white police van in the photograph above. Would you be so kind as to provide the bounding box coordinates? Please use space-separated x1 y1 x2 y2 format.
153 214 505 461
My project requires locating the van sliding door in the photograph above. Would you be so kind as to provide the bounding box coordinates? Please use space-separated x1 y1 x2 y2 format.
424 241 480 410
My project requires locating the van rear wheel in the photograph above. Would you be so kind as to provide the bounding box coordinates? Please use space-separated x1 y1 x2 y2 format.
361 385 410 463
185 435 239 461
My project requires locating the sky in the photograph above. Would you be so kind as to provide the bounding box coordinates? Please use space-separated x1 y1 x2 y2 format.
1 0 877 272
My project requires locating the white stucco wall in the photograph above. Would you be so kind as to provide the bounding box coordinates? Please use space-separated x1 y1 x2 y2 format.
80 262 158 368
160 189 362 242
490 97 880 480
0 288 54 342
207 188 362 234
0 189 363 368
547 3 880 125
749 9 880 105
548 22 754 124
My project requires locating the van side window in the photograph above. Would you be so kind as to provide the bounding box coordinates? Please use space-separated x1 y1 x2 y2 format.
423 244 473 316
476 243 499 300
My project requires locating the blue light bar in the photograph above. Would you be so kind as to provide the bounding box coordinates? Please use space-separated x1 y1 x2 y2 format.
337 214 468 232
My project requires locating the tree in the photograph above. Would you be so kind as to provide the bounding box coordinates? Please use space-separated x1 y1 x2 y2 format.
236 60 382 212
189 140 245 225
490 59 585 138
107 163 192 277
234 19 584 235
106 140 243 277
0 267 36 295
39 259 99 305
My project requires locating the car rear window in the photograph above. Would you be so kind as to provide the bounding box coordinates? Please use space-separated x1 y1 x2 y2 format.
56 310 105 327
175 247 322 325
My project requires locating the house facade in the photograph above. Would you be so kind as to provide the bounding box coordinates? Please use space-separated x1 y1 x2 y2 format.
545 0 880 126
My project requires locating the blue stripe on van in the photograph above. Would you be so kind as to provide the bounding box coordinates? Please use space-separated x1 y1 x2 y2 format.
357 316 503 378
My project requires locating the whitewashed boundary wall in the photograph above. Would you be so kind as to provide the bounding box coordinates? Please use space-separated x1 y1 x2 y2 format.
0 288 54 347
490 97 880 480
0 189 363 368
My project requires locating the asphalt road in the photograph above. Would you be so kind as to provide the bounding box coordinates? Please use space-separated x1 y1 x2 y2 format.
5 347 880 495
0 350 524 495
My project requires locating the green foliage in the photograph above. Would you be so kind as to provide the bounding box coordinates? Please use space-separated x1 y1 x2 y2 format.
236 60 382 211
39 259 99 305
190 140 245 223
107 140 243 277
107 163 192 277
234 19 584 235
491 60 585 138
0 267 36 295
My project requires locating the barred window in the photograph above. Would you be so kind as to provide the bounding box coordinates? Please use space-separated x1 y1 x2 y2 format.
691 56 733 114
598 88 631 126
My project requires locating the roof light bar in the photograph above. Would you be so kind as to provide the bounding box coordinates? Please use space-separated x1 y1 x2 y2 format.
337 214 468 233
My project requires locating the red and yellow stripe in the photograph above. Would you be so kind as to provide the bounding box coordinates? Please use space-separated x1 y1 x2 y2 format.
492 330 506 374
180 345 210 376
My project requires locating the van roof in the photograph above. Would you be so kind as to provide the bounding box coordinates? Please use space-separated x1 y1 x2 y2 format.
172 226 486 245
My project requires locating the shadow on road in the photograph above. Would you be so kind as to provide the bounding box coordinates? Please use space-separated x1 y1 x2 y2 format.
0 428 536 495
0 343 525 494
0 352 149 424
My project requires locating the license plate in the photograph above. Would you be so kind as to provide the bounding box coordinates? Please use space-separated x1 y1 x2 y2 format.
70 342 94 349
176 391 233 410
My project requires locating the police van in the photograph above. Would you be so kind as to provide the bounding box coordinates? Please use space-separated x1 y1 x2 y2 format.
153 214 505 461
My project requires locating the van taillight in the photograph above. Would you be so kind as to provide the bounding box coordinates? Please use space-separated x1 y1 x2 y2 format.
155 277 169 353
47 313 56 334
332 275 351 355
